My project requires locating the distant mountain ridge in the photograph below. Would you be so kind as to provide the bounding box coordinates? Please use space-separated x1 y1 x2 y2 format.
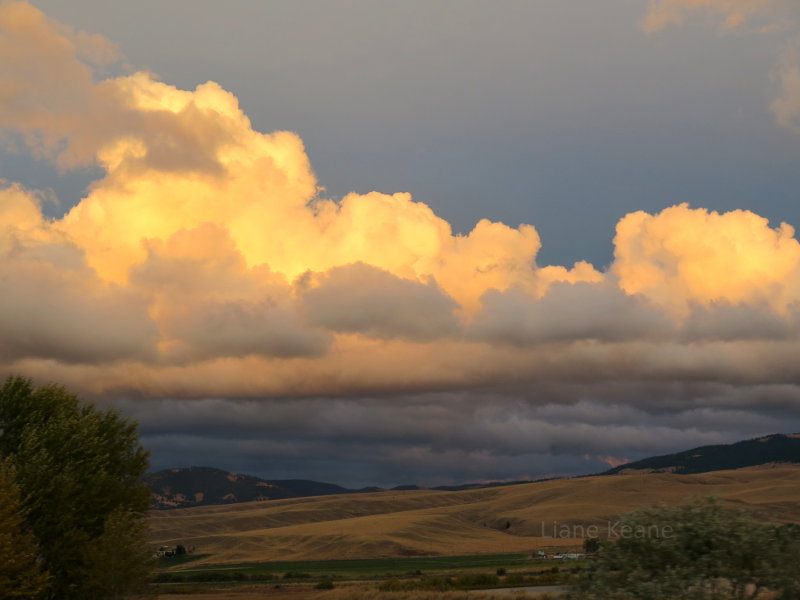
147 433 800 509
145 467 352 509
602 433 800 475
145 467 540 509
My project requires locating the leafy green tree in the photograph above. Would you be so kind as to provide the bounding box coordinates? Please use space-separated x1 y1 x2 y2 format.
0 376 152 600
0 459 50 599
568 496 800 600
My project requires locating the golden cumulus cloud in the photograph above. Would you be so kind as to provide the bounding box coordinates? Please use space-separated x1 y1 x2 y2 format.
2 1 800 397
614 204 800 316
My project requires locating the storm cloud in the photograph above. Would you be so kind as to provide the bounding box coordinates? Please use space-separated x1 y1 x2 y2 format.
2 1 800 485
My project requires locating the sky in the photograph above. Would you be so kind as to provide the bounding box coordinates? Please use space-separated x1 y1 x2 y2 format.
2 0 800 487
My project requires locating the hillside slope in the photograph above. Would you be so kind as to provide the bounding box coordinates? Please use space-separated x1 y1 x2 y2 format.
603 433 800 475
149 464 800 564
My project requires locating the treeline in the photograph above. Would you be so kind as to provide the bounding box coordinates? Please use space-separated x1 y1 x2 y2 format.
155 570 314 583
155 571 279 583
0 376 152 600
379 569 565 592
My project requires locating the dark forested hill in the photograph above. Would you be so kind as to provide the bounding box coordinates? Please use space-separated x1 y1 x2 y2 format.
603 433 800 475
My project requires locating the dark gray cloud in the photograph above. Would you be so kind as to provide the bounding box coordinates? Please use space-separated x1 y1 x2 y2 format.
681 303 794 342
302 262 459 341
469 282 670 344
163 300 330 361
0 236 157 363
114 382 800 487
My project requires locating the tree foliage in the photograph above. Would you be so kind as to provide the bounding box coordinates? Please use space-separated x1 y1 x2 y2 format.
568 496 800 600
80 508 154 600
583 537 600 553
0 460 50 599
0 376 152 599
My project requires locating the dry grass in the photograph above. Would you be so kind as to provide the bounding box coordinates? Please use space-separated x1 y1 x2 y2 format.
324 586 559 599
157 584 322 599
150 465 800 565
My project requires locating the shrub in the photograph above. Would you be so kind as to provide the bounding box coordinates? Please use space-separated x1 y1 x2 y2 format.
567 496 800 600
283 571 311 579
454 573 499 588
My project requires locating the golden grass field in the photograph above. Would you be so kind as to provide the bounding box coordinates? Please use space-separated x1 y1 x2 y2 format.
149 465 800 565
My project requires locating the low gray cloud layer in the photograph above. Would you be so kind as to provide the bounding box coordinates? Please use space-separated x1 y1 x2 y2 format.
118 384 800 487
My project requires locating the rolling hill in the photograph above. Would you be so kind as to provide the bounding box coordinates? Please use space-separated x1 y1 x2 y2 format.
149 464 800 565
602 433 800 475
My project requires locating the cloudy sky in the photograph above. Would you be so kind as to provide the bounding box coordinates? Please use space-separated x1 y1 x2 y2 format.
2 0 800 487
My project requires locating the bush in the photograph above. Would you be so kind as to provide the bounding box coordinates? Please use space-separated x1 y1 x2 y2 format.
496 567 507 576
505 573 526 585
379 576 454 592
583 537 601 553
421 577 456 591
454 573 499 588
283 571 311 579
530 571 561 585
567 496 800 600
378 578 407 592
157 570 270 583
187 571 245 582
315 579 335 589
377 572 505 592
